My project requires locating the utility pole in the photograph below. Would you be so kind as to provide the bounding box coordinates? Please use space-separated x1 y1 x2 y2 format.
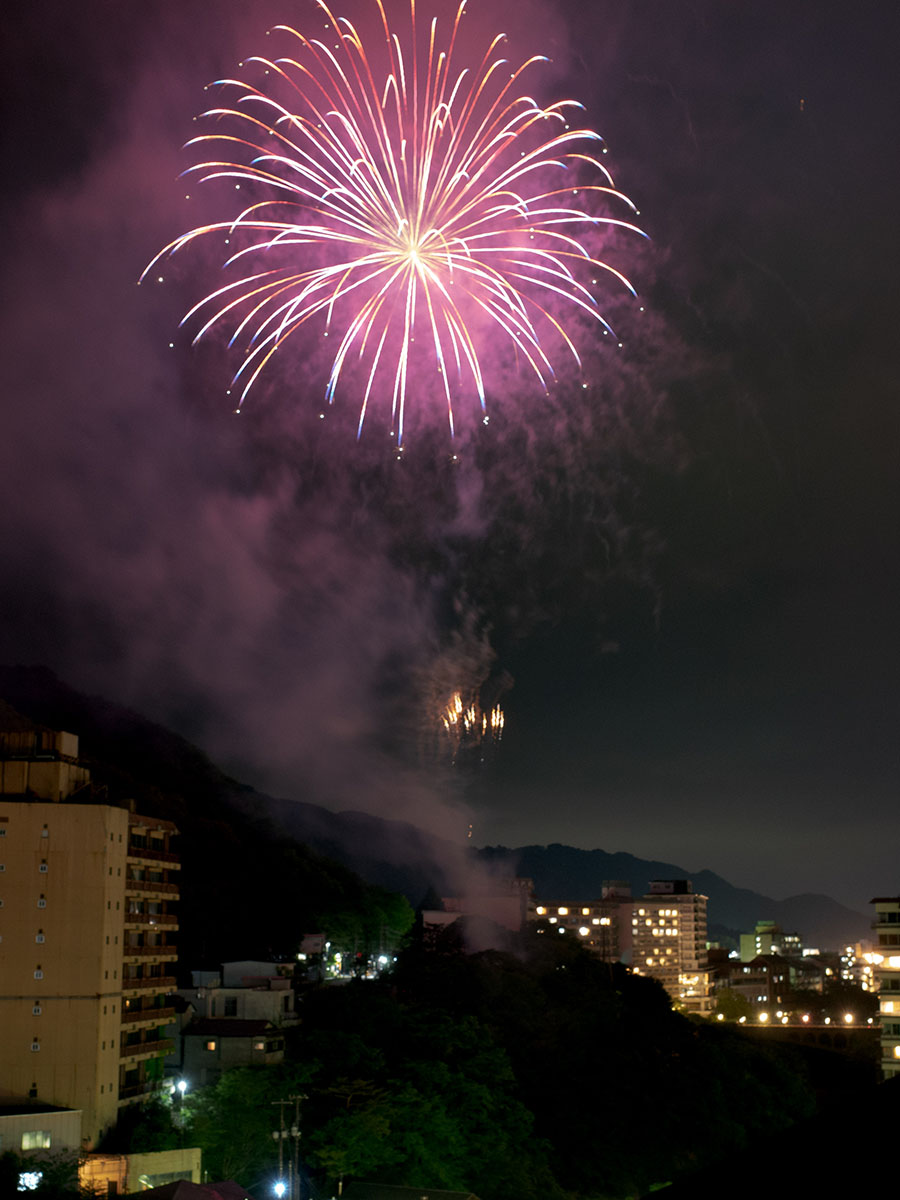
273 1094 307 1199
272 1099 289 1194
291 1092 307 1200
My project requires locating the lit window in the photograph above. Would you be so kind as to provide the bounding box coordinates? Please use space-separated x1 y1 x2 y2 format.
253 1040 265 1050
205 1040 217 1051
21 1131 51 1150
592 918 600 925
548 917 557 924
581 908 590 916
558 907 568 916
536 906 546 916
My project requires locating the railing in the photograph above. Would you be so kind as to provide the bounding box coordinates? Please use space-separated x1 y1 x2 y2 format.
125 879 180 896
124 913 179 926
120 1037 174 1060
127 846 180 865
122 945 178 958
122 975 177 992
118 1081 158 1100
121 1006 175 1025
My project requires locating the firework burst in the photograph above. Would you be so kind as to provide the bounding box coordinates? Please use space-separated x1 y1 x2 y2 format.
144 0 644 442
441 690 505 764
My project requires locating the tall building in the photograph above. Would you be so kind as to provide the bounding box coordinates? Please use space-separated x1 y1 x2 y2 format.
533 883 634 961
0 720 179 1147
631 880 712 1015
871 896 900 1079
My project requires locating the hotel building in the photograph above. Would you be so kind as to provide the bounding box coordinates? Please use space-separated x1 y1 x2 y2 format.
0 720 179 1146
631 879 713 1015
871 896 900 1079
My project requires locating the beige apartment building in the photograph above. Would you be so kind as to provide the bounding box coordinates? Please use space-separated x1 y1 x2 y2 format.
871 896 900 1080
631 879 713 1015
0 721 179 1147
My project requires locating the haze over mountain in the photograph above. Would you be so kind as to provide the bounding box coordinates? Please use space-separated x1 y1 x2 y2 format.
0 665 868 949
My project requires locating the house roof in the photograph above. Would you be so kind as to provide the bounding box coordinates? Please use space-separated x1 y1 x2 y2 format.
343 1185 482 1200
124 1183 255 1200
183 1018 275 1038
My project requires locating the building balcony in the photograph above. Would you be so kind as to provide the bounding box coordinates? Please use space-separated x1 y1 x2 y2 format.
122 975 177 994
124 913 179 928
117 1081 160 1101
127 847 180 866
125 879 180 897
121 1006 175 1026
122 945 178 961
120 1037 174 1062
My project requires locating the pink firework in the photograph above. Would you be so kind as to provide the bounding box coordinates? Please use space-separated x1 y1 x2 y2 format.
144 0 644 443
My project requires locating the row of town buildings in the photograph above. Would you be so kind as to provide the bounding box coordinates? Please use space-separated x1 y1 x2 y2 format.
2 714 899 1182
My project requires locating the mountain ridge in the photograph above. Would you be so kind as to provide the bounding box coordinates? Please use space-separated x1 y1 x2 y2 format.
0 665 869 949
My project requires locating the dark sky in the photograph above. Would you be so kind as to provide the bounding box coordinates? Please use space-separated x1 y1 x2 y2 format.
2 0 897 912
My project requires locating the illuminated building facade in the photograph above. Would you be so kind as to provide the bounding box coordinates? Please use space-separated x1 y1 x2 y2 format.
631 880 712 1015
739 920 802 962
871 896 900 1079
533 883 633 961
0 722 179 1146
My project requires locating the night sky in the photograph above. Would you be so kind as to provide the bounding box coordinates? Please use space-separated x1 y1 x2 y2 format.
2 0 897 912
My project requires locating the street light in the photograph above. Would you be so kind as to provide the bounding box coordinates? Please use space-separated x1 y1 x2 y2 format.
273 1184 287 1198
170 1079 188 1145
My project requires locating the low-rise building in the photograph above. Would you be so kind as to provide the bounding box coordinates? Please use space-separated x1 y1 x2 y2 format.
180 1019 285 1086
80 1147 202 1195
739 920 802 962
0 1102 83 1160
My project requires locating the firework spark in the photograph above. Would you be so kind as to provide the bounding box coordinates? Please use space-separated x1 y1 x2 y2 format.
144 0 644 442
441 690 504 763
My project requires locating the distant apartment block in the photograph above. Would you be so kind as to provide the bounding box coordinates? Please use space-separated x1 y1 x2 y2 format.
0 719 179 1147
534 882 634 961
872 896 900 1079
631 880 712 1015
739 919 802 962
